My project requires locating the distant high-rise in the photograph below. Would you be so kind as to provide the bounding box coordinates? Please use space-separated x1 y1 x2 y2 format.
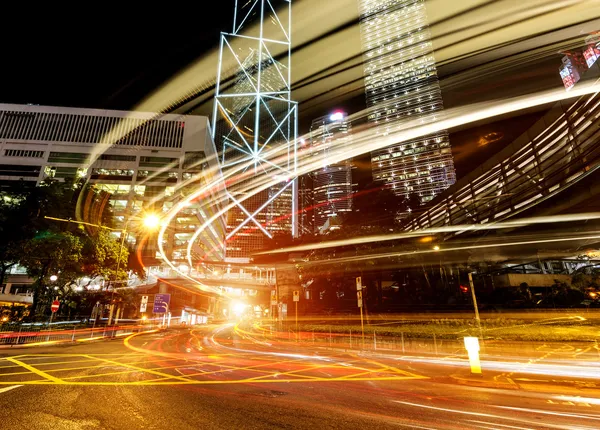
309 112 354 234
298 165 314 236
358 0 455 205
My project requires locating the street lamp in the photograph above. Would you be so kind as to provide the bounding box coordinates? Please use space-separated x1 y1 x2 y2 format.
112 212 162 287
49 275 58 282
45 213 161 290
142 213 161 230
108 212 162 327
44 213 162 325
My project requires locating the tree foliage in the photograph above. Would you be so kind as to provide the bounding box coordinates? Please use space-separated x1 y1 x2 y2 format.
0 180 136 320
20 231 84 319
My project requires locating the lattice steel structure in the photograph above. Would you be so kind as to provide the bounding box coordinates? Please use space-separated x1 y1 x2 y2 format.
212 0 298 260
358 0 455 205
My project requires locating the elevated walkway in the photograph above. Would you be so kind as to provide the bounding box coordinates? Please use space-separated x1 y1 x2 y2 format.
404 81 600 232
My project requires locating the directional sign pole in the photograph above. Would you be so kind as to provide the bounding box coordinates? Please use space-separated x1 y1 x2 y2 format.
49 297 59 326
293 291 300 336
358 290 365 349
356 278 365 349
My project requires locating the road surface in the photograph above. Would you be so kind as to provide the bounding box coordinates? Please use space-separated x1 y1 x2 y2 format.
0 322 598 429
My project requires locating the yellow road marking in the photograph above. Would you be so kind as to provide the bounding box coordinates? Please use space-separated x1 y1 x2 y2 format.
242 366 325 381
4 357 65 384
23 358 99 368
0 370 33 377
0 375 427 386
59 360 213 381
347 353 424 378
43 356 189 375
82 355 192 383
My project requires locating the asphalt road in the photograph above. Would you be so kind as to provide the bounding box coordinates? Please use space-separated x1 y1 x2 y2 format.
0 322 598 429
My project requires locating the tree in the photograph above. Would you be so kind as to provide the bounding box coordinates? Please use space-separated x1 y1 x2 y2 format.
0 192 33 286
20 231 84 320
81 230 129 288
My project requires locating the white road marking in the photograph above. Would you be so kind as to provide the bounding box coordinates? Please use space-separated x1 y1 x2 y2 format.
0 385 22 394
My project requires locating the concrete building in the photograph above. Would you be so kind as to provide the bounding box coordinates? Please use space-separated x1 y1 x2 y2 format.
358 0 455 205
0 103 226 267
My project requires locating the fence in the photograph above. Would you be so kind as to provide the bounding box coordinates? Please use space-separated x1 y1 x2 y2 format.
0 320 159 346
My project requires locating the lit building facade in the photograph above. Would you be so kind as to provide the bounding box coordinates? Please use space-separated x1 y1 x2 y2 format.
212 0 298 261
309 112 354 233
358 0 455 205
298 171 314 236
0 103 226 264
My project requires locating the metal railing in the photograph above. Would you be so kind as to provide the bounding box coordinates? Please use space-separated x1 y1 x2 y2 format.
0 320 159 346
405 88 600 232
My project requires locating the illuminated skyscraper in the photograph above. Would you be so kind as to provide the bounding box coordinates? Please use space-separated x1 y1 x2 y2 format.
212 0 298 261
358 0 455 205
310 112 354 233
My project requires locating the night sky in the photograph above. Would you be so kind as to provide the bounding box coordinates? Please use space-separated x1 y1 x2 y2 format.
0 2 570 185
0 4 234 111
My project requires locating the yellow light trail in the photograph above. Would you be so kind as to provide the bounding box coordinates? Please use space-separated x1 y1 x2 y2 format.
157 80 600 284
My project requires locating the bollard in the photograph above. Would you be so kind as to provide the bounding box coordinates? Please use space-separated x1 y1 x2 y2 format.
71 326 76 342
16 326 22 345
329 329 332 346
401 332 405 353
374 331 377 350
433 333 438 355
464 337 482 374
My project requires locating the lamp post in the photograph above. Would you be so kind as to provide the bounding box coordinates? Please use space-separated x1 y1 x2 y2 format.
47 275 58 329
44 213 162 327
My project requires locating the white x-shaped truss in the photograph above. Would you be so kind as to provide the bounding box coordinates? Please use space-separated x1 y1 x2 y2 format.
212 0 298 258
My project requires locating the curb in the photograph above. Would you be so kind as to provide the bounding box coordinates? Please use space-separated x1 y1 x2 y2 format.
450 373 519 390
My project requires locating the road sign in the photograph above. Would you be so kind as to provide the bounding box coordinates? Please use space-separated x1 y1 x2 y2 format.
141 295 149 304
293 291 300 302
357 291 362 308
51 300 60 313
140 303 147 313
356 276 362 291
153 293 171 313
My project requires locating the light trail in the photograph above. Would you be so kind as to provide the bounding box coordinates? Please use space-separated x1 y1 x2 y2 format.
393 400 592 429
157 81 600 287
57 0 599 296
291 232 600 268
255 213 600 255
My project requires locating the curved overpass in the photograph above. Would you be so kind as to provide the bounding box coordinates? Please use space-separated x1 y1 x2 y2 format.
404 84 600 232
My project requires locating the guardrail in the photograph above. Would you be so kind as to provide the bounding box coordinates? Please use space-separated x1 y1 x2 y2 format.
0 320 160 346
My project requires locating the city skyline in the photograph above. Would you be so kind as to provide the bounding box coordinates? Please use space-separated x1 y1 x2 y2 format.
0 2 599 428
